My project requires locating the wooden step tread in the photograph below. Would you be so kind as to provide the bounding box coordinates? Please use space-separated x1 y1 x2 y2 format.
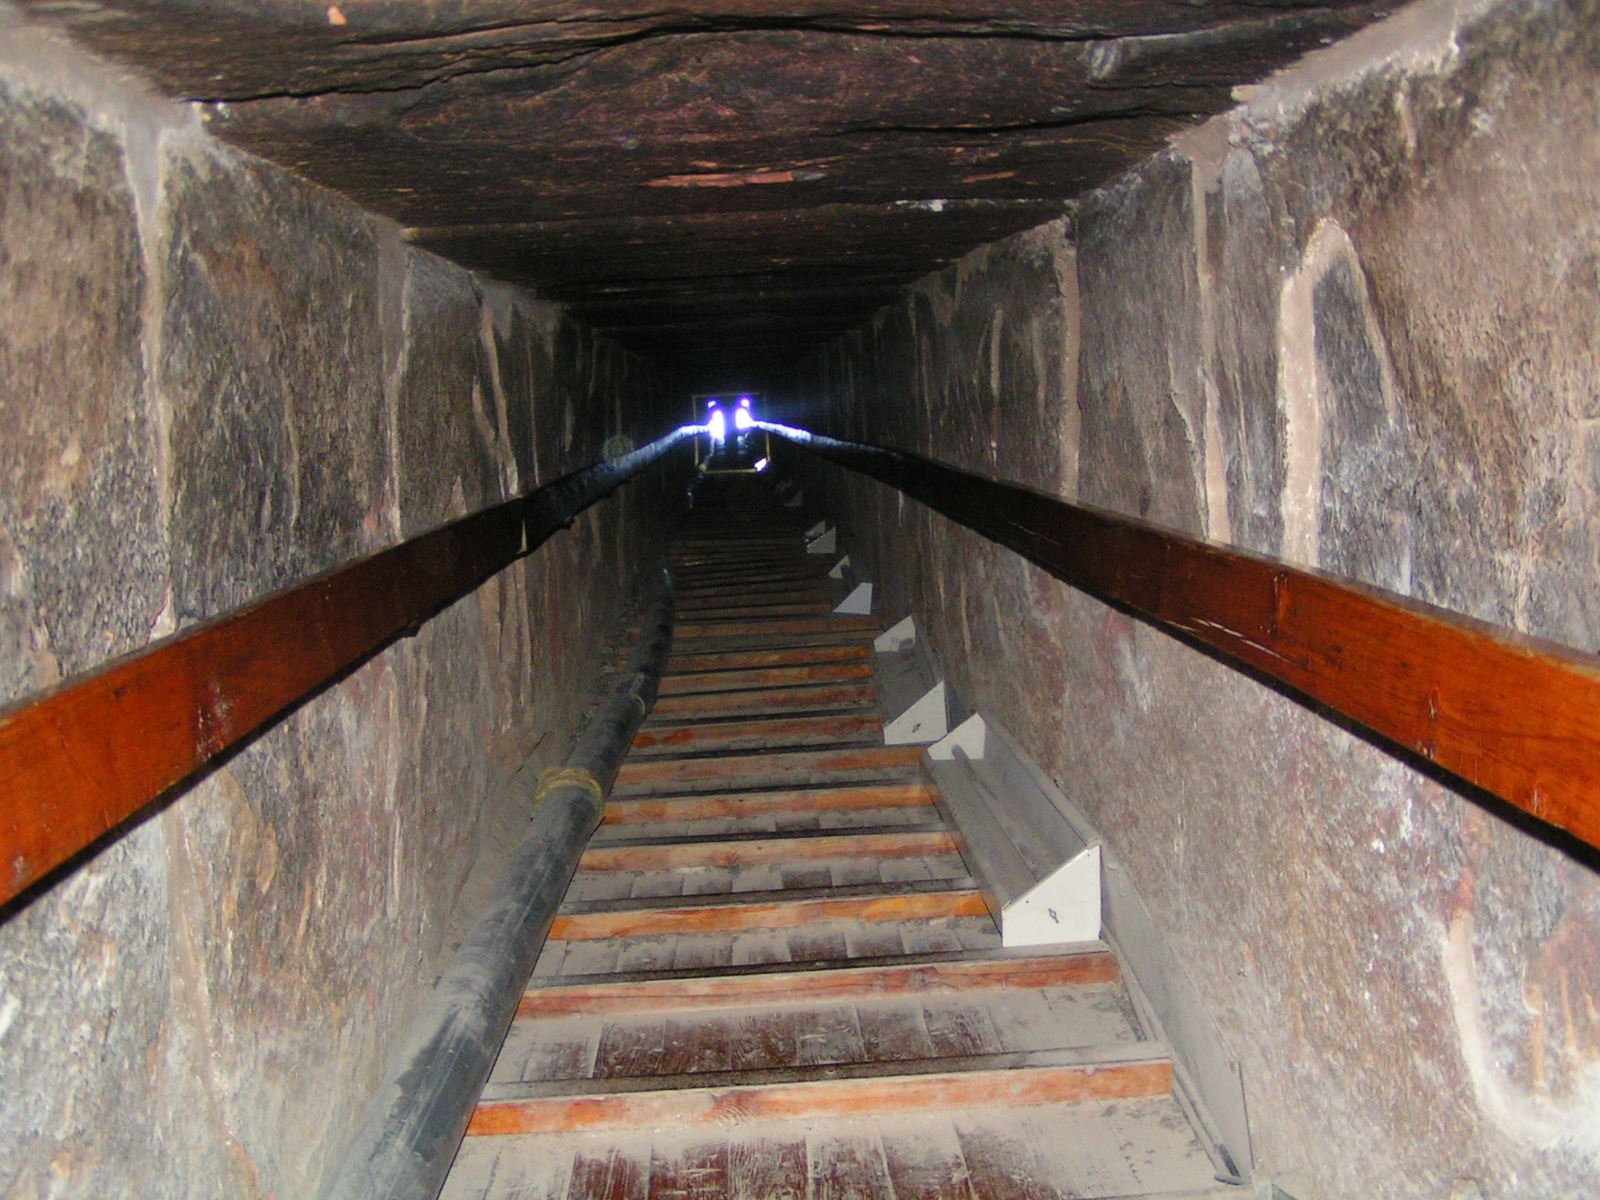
667 644 871 673
575 828 956 875
563 854 968 905
612 744 924 796
660 662 873 696
533 917 1003 980
672 620 883 640
650 682 877 721
600 783 935 828
548 885 987 940
519 945 1118 1016
470 1043 1171 1135
443 1099 1234 1200
629 713 882 756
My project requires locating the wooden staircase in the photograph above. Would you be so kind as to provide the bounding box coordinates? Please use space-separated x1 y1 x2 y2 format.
440 477 1236 1200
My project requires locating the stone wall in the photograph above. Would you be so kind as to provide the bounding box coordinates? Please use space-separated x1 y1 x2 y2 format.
0 14 678 1199
786 0 1600 1194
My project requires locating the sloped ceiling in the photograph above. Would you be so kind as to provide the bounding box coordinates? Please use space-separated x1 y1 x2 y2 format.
22 1 1396 380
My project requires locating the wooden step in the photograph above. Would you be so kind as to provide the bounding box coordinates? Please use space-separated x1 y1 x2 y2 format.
578 829 956 872
612 744 924 796
676 602 834 621
518 944 1119 1017
667 644 871 674
469 1043 1172 1135
650 681 876 721
674 579 835 602
660 661 873 696
599 782 936 828
670 614 879 641
548 882 987 940
629 713 882 756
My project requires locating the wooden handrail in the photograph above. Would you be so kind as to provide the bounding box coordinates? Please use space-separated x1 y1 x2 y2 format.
762 422 1600 854
0 427 701 910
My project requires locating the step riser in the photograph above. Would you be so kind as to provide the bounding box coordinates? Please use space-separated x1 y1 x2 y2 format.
518 949 1119 1017
547 889 987 940
577 831 956 872
468 1059 1172 1135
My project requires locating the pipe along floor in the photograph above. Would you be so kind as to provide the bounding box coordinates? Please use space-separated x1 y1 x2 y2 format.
441 475 1234 1200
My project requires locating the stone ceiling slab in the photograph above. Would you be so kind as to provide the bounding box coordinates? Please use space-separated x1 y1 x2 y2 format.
21 0 1399 379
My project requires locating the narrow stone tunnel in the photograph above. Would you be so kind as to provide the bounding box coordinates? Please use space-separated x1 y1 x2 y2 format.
2 1 1599 1197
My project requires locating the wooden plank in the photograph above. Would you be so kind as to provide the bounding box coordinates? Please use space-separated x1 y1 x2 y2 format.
672 615 880 641
647 1137 729 1200
595 822 947 850
558 877 975 915
579 829 953 872
856 1004 936 1064
880 1115 975 1200
728 1127 808 1200
518 946 1117 1017
613 744 924 794
600 783 935 827
650 682 877 720
808 1131 893 1200
667 645 871 673
629 713 881 755
675 602 834 620
547 887 988 940
468 1044 1172 1135
567 1142 651 1200
659 662 873 696
784 428 1600 853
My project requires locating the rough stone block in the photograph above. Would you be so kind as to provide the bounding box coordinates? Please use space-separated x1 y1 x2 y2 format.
395 249 502 535
161 143 388 621
0 84 164 696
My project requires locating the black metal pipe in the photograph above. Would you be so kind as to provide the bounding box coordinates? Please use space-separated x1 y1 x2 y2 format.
319 576 675 1200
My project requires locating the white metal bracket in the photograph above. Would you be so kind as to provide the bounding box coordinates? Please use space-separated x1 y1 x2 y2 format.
834 582 873 615
883 680 947 745
872 614 916 653
827 555 851 580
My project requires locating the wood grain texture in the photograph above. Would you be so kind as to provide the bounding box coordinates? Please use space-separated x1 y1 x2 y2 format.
468 1047 1172 1134
613 744 924 793
671 615 880 641
601 783 935 827
776 426 1600 852
548 888 988 940
667 645 872 674
630 713 881 755
579 830 955 872
650 683 877 721
660 662 874 696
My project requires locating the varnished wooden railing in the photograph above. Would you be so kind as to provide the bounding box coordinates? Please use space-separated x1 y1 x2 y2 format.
762 422 1600 854
0 428 700 909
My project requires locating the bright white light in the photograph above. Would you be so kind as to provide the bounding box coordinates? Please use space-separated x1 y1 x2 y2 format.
753 457 769 472
734 406 753 431
739 396 751 408
708 409 727 445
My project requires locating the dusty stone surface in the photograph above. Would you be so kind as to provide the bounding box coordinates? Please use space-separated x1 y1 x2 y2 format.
1077 155 1207 535
394 248 505 536
0 21 679 1200
0 81 165 695
789 1 1600 1195
161 140 391 620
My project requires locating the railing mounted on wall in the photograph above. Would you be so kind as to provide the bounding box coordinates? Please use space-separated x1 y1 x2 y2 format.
761 422 1600 856
0 426 702 911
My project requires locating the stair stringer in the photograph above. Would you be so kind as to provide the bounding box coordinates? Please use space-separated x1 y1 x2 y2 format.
925 710 1254 1181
